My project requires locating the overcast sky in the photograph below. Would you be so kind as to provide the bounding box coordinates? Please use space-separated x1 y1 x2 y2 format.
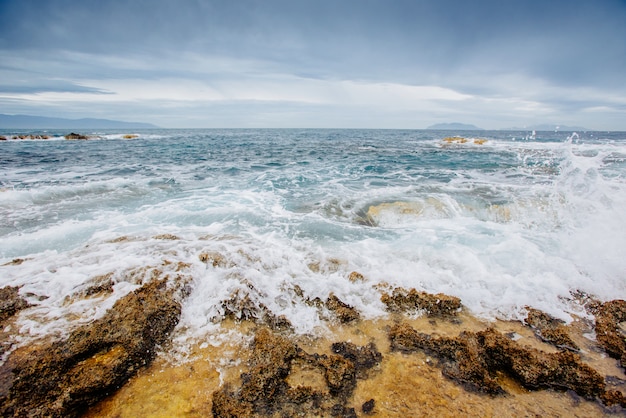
1 0 625 129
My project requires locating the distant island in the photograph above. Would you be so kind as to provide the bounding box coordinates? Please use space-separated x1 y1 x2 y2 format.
0 114 158 129
427 122 484 130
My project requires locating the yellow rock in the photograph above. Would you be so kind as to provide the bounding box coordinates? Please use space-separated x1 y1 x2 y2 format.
442 136 468 144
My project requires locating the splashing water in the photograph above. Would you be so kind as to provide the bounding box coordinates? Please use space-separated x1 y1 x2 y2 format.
1 129 626 348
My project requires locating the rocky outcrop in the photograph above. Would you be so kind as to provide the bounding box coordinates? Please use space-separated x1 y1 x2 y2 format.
381 287 462 317
389 322 617 405
525 308 579 351
0 286 30 325
219 289 293 331
212 328 381 417
64 132 89 140
595 299 626 368
326 293 360 323
0 286 32 358
8 135 50 140
0 278 183 418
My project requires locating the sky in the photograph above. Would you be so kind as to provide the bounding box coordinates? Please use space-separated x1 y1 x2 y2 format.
1 0 625 130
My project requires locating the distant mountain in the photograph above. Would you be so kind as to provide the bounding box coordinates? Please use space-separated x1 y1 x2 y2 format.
506 124 588 131
0 114 158 129
427 122 484 130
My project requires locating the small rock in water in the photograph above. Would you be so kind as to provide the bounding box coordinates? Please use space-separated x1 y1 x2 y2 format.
64 132 89 140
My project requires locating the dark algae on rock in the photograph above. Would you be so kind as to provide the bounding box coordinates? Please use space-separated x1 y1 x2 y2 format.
0 278 184 418
212 327 381 417
525 308 580 351
388 321 625 407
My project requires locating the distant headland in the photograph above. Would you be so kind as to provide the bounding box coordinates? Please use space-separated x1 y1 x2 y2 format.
0 114 158 129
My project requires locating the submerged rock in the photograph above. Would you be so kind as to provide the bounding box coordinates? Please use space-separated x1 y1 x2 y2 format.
348 271 365 283
595 299 626 368
525 308 579 351
0 278 183 418
361 398 375 414
389 322 614 405
212 328 381 417
381 287 462 317
199 251 228 267
331 341 382 377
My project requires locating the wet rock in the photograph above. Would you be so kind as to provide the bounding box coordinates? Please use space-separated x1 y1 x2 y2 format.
331 341 382 377
152 233 179 240
348 271 365 282
238 329 298 407
330 404 357 417
199 251 228 267
1 258 27 266
212 328 379 417
77 273 115 299
212 328 298 417
64 132 89 140
212 390 253 417
7 135 50 140
601 389 626 408
0 136 6 140
389 322 607 402
525 308 579 351
0 286 31 325
381 287 462 317
362 398 375 414
443 136 468 144
318 354 357 396
595 299 626 368
0 278 183 418
219 289 293 331
326 293 360 323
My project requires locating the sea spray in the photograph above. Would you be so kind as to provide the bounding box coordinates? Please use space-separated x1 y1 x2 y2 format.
1 129 626 350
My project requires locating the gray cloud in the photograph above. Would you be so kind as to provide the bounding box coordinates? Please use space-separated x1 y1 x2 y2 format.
1 0 625 129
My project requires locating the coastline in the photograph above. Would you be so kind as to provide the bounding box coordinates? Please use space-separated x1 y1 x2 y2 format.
2 129 626 416
86 309 626 417
2 276 626 417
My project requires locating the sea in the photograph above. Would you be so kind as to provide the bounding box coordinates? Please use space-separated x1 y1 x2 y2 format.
1 128 626 351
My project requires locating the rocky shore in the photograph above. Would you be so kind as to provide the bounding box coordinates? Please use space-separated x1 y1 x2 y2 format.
0 133 139 141
1 268 626 417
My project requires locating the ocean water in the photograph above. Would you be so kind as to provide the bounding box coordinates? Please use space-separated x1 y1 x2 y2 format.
1 129 626 348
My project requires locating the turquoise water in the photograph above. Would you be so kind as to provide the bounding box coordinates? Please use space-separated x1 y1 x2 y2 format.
1 129 625 345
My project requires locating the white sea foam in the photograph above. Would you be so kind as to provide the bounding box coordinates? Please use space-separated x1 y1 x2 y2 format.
2 129 626 355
